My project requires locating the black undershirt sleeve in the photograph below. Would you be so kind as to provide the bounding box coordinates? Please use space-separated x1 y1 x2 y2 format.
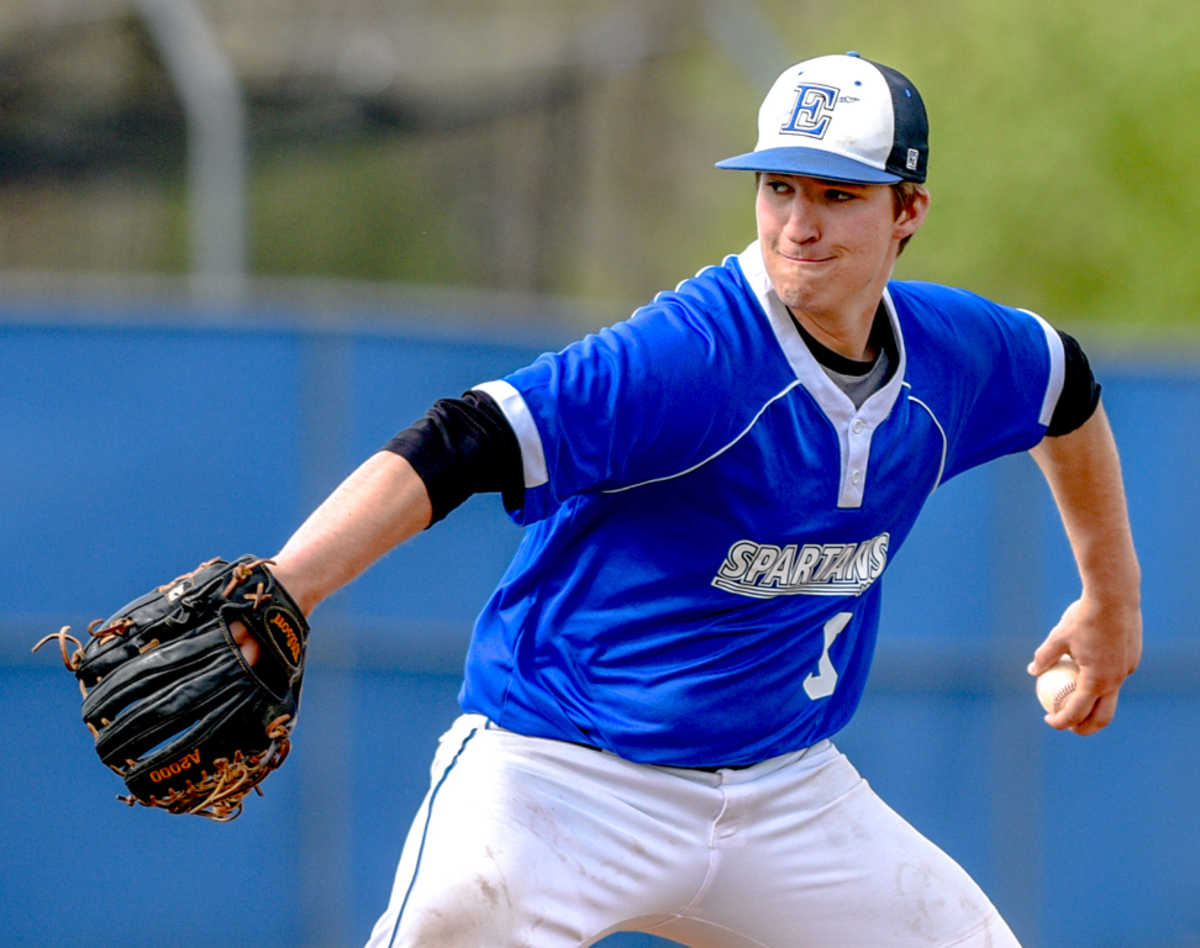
384 390 525 526
1046 330 1102 437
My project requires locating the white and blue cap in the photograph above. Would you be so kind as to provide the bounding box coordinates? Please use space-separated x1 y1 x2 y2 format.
716 52 928 184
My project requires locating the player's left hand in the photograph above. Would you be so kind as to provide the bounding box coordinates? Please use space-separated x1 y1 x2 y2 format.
232 619 260 665
1027 593 1142 735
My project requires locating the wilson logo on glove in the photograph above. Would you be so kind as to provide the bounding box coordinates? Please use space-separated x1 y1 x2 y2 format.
33 555 310 822
269 611 303 664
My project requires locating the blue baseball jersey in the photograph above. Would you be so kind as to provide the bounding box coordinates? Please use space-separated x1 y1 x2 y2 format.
463 241 1065 767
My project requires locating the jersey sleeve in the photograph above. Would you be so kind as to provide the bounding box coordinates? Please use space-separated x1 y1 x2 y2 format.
891 282 1066 482
474 264 788 525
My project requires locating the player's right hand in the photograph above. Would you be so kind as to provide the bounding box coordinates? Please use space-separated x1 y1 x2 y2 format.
1028 594 1142 735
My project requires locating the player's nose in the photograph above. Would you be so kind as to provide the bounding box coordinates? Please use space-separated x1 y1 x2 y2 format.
782 194 821 244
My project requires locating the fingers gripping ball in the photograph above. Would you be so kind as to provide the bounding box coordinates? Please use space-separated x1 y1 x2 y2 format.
1036 656 1079 714
34 556 309 821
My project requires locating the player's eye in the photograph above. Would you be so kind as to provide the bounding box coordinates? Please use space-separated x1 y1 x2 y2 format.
826 189 855 202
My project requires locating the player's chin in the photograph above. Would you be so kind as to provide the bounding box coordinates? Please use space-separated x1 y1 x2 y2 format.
772 276 826 311
766 258 830 298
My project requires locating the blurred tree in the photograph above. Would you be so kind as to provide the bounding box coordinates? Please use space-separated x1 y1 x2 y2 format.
772 0 1200 328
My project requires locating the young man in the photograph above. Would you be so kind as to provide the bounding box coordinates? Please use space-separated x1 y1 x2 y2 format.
263 53 1142 947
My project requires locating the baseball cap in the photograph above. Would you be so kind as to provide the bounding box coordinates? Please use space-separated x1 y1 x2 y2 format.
716 52 928 184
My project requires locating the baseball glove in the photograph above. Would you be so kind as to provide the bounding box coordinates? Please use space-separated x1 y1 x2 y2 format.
34 556 308 822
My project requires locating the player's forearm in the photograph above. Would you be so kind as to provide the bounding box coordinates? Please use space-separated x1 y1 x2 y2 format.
270 451 433 615
1029 402 1141 612
1028 402 1142 733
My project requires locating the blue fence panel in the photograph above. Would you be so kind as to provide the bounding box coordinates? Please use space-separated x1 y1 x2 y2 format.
0 324 304 613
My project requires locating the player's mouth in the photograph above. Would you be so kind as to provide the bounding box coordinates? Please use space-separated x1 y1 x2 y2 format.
771 242 834 265
779 251 834 265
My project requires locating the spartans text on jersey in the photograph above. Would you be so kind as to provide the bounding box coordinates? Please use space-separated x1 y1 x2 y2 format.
711 534 890 599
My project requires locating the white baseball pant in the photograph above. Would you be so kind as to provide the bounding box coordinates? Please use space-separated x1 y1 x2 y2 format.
365 714 1022 948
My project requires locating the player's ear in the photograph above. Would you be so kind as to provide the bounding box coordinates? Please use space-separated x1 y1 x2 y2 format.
893 185 929 240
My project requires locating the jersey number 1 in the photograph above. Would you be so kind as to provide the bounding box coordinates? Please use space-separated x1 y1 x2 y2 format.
803 612 852 699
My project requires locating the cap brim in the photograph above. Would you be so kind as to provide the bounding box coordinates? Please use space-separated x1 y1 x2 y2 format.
715 146 901 185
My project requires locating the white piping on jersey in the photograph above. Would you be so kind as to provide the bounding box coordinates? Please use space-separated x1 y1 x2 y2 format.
737 241 909 509
904 387 948 496
472 379 549 488
1023 309 1066 427
477 373 807 498
600 379 803 494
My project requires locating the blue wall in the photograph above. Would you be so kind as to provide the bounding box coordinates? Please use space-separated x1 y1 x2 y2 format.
1 298 1196 948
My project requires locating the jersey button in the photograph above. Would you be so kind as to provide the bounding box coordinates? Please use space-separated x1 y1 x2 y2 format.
852 419 866 434
851 469 862 485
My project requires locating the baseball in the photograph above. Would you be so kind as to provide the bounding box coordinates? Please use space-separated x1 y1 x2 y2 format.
1036 656 1080 713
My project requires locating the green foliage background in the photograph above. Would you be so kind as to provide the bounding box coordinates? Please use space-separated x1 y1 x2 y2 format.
815 0 1200 329
242 0 1200 331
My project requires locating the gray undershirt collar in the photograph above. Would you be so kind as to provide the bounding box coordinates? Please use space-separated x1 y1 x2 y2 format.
789 304 896 409
822 349 892 409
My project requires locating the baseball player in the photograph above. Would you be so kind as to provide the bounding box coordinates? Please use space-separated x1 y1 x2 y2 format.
258 53 1142 947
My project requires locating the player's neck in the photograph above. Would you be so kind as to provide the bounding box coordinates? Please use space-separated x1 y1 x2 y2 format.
788 301 882 363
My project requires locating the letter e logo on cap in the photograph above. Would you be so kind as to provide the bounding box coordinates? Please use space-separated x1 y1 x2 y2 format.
780 84 838 139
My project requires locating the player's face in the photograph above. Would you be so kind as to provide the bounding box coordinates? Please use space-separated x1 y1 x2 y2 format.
756 174 927 330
